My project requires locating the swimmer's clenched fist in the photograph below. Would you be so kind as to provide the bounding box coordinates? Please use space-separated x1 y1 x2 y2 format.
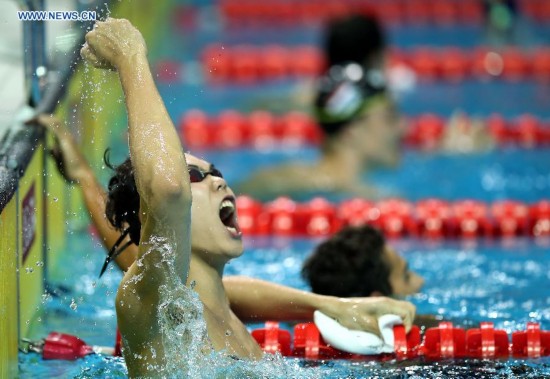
81 18 147 70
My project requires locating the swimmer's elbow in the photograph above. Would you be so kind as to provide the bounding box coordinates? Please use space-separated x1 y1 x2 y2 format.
137 170 191 219
150 183 191 213
148 174 191 203
160 181 191 200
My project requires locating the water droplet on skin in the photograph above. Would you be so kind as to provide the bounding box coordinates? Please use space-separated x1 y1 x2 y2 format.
36 261 43 267
225 330 232 337
53 197 58 202
190 280 196 289
25 267 34 274
70 298 78 311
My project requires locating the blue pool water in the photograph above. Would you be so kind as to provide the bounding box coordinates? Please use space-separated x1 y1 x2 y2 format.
159 80 550 118
19 230 550 377
17 2 550 377
158 2 550 119
166 4 550 58
194 147 550 202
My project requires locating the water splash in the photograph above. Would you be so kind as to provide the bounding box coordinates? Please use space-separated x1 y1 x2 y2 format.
157 281 211 377
121 235 319 378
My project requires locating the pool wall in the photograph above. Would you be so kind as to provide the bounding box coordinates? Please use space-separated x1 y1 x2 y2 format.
0 128 47 378
0 1 178 375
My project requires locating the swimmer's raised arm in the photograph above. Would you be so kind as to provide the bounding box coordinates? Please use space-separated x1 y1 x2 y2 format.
33 114 137 270
224 276 416 337
81 18 191 288
82 19 192 375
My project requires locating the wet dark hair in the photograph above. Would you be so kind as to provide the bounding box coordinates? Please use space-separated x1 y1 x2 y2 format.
301 225 392 297
324 14 386 68
104 151 141 246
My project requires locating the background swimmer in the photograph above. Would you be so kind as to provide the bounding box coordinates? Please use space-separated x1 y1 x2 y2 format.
237 63 403 200
237 14 494 201
302 225 443 328
302 225 424 298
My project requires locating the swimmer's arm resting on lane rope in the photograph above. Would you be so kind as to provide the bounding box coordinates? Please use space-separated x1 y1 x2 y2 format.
223 276 416 338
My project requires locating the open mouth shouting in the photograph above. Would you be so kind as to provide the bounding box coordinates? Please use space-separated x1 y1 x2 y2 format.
219 196 242 238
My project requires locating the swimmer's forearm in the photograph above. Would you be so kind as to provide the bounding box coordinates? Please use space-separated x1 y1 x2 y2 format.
39 112 137 271
224 276 333 321
224 277 416 336
76 169 137 271
117 54 190 210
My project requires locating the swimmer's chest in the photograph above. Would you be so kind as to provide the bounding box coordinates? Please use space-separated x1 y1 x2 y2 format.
203 307 263 359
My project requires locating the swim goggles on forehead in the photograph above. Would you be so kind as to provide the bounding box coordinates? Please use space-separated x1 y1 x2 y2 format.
99 164 224 278
188 164 223 183
314 62 387 130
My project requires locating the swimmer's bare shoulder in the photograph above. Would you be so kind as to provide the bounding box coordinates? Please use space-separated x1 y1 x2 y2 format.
116 264 166 374
201 305 262 359
238 162 388 200
237 163 318 198
347 181 381 199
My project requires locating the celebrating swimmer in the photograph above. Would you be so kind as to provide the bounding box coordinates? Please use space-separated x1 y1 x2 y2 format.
76 18 416 376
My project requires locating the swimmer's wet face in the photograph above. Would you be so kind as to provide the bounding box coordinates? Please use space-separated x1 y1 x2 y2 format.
185 154 243 265
105 154 243 266
384 246 424 297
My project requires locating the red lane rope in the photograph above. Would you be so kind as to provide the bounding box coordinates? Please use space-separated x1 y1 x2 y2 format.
183 0 550 27
31 320 550 361
216 0 485 26
179 110 550 150
252 321 550 360
235 196 550 239
177 45 550 83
